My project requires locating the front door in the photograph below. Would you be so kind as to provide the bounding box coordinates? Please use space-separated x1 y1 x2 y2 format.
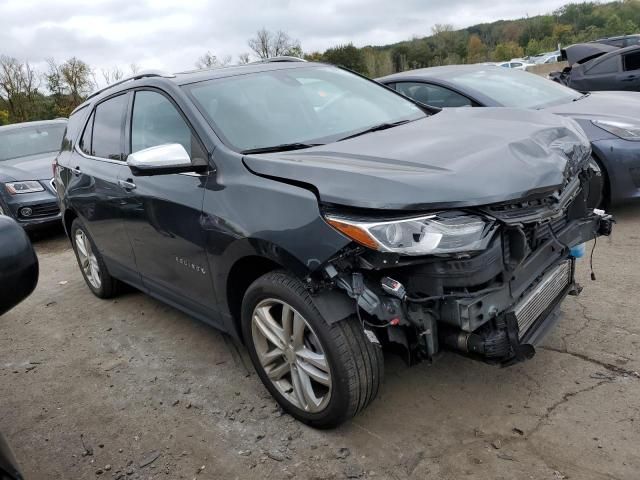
120 89 215 312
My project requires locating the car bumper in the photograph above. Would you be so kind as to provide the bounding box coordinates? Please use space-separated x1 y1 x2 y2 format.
0 188 62 230
592 138 640 205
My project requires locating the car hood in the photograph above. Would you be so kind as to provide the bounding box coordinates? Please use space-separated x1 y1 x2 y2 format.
562 43 618 65
0 151 57 183
544 91 640 124
242 108 591 211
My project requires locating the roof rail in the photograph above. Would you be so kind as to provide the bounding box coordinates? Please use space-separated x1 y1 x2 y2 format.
257 56 307 63
86 70 176 101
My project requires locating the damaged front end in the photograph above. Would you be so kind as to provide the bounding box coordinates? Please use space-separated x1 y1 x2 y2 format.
312 159 613 367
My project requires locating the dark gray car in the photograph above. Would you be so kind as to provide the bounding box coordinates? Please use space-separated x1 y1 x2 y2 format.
550 43 640 92
0 119 66 229
55 62 612 427
378 64 640 206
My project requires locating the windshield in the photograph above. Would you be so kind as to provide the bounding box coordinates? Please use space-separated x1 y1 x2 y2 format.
447 68 581 109
186 65 426 152
0 124 66 162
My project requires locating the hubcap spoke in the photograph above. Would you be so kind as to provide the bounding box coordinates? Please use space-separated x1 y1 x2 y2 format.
291 313 305 349
251 298 332 413
266 361 290 381
254 307 286 350
296 355 330 386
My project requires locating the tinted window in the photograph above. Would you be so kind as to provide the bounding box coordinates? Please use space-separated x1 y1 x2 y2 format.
395 82 472 108
624 52 640 72
131 91 205 163
79 111 94 155
0 123 66 161
92 94 127 160
186 66 425 152
586 56 619 75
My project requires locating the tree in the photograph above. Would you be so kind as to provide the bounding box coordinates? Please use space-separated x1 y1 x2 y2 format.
0 55 39 122
237 53 251 65
101 66 124 86
492 41 524 61
129 63 141 75
195 51 231 69
467 34 488 63
44 57 95 117
322 44 368 75
248 28 302 59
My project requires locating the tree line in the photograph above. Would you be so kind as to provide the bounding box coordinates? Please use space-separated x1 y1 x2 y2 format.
1 0 639 126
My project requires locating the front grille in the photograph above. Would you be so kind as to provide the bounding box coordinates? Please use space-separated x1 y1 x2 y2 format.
20 202 60 219
514 261 571 338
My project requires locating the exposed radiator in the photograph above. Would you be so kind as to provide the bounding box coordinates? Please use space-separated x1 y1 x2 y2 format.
514 260 571 338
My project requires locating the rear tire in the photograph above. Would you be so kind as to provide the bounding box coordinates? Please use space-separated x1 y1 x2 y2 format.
241 271 383 428
70 218 119 298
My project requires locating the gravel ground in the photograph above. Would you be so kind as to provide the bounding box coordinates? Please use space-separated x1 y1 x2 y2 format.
1 205 639 480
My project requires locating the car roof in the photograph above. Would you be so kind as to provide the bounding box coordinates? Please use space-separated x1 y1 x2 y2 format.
0 119 67 132
377 64 497 83
72 61 324 115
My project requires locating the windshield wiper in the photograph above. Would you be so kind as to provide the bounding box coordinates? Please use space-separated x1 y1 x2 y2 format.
573 92 591 101
241 143 323 154
337 119 412 142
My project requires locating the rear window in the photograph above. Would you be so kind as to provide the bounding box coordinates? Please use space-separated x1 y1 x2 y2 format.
624 51 640 72
91 94 128 160
0 123 66 161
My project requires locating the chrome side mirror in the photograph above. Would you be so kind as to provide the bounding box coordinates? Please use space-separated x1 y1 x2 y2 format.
127 143 193 176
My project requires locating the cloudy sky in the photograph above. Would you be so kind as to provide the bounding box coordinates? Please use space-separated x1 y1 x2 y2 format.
1 0 586 77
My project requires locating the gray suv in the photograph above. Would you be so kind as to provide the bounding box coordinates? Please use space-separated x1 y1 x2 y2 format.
55 61 612 427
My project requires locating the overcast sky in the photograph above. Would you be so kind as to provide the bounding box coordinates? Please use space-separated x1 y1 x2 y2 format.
1 0 589 78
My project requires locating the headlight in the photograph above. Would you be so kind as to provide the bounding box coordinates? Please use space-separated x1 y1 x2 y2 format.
325 212 490 255
4 181 44 195
592 120 640 141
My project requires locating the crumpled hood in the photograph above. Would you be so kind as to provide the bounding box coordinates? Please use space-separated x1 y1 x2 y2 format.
243 108 590 211
0 152 56 183
545 91 640 125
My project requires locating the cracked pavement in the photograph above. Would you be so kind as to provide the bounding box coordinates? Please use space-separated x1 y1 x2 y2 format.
1 204 639 479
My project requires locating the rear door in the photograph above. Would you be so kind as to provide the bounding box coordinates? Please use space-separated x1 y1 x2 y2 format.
120 88 215 312
66 93 139 282
581 55 622 90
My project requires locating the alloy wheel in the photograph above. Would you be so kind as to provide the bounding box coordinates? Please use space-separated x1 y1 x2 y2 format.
251 298 332 412
75 229 102 290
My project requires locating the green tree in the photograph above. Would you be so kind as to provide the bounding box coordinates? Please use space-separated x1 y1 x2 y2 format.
492 41 524 61
467 34 488 63
323 44 368 75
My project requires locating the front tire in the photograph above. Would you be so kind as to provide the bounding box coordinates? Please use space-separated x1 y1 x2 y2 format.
241 271 383 428
70 218 119 298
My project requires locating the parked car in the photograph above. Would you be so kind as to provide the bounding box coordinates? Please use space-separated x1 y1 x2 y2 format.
55 62 612 427
0 216 38 480
497 60 532 70
591 34 640 48
0 120 66 229
549 42 640 92
378 64 640 206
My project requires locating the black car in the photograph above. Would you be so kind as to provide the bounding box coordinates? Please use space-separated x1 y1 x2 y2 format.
55 62 612 427
549 42 640 92
378 64 640 206
591 34 640 48
0 215 39 480
0 120 66 229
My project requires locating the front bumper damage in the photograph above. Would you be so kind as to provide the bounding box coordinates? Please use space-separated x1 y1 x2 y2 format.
314 171 614 367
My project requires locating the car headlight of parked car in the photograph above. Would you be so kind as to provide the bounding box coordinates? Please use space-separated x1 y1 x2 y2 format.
592 120 640 141
325 212 490 255
4 181 44 195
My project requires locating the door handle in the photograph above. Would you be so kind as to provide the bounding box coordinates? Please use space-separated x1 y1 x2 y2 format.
118 179 137 190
